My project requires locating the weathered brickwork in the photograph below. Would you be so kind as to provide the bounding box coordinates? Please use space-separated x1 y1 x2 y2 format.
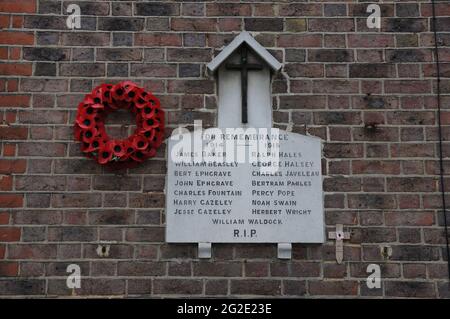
0 0 449 298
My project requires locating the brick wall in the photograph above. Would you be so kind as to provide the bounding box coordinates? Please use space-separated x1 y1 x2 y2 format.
0 0 449 298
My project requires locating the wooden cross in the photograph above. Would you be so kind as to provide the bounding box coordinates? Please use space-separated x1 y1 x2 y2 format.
226 44 263 124
328 224 350 264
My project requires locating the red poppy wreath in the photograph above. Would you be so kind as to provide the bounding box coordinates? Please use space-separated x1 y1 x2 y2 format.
74 81 164 168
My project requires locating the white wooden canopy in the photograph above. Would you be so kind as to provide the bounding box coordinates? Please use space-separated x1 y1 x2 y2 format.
207 31 282 73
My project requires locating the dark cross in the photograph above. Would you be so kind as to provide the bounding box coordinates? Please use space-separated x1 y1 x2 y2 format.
226 45 263 124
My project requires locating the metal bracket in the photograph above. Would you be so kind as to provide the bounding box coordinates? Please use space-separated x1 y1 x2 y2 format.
198 242 212 259
277 243 292 259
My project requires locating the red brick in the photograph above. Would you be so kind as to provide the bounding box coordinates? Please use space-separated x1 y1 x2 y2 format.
0 212 9 224
0 159 27 174
0 16 9 28
279 3 322 16
348 194 396 209
352 160 400 175
0 175 13 191
218 18 241 32
385 80 431 94
277 34 322 47
12 15 23 28
206 3 251 16
171 18 216 32
0 127 28 140
0 47 7 59
0 262 19 276
254 4 276 16
0 95 30 108
0 227 21 241
245 262 269 277
0 31 34 45
348 34 395 47
391 143 435 158
7 79 19 92
0 1 36 13
134 33 181 46
0 194 23 208
9 47 21 60
8 244 57 259
387 177 437 192
0 245 4 259
421 3 450 17
0 63 32 75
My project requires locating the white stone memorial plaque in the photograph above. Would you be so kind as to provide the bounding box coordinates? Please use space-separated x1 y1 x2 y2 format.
166 129 324 243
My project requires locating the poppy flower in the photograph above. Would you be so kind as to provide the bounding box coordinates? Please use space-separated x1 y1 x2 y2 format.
132 135 149 150
111 141 126 157
141 104 155 119
123 85 139 103
111 83 126 102
122 81 138 91
82 127 98 143
133 89 148 109
79 105 96 118
81 138 103 153
97 142 114 164
153 109 164 125
139 128 156 141
142 118 160 131
88 90 104 109
130 150 146 162
82 95 95 105
101 84 113 104
147 95 160 109
122 144 136 160
76 114 96 129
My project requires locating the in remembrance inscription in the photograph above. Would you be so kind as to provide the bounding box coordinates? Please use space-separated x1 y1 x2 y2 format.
166 128 324 243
